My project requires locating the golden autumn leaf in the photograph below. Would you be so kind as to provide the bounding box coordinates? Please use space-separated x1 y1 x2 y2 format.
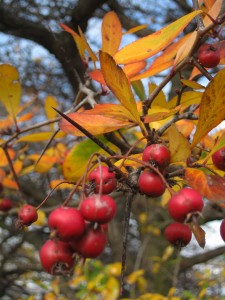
60 23 85 59
123 24 148 35
122 61 147 78
101 11 122 55
167 91 202 109
16 131 65 142
203 0 223 27
44 95 58 130
2 177 19 190
131 34 191 80
185 168 225 206
0 148 15 167
114 11 202 64
191 68 225 148
99 51 147 134
180 79 205 90
166 124 191 163
174 31 197 66
0 64 21 118
78 26 98 63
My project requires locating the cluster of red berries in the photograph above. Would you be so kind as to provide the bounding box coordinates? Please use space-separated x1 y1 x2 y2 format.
138 143 171 197
198 43 220 68
39 165 117 275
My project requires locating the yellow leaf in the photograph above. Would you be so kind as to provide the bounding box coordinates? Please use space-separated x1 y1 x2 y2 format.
49 179 74 189
99 51 147 134
114 11 202 64
102 276 120 300
166 124 191 163
198 287 207 298
180 79 205 90
123 24 148 35
101 11 122 55
0 148 15 167
17 131 65 142
149 83 167 107
167 91 202 109
203 0 223 27
162 245 174 261
44 95 58 130
0 64 21 118
106 262 122 276
191 68 225 148
126 269 145 284
33 209 47 227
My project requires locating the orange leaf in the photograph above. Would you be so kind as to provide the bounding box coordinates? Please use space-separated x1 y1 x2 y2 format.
89 69 106 85
174 31 197 66
99 51 147 134
203 0 223 27
176 119 195 138
60 23 85 60
0 148 15 167
101 11 122 55
17 113 33 123
185 168 225 207
131 34 191 80
123 24 148 35
123 61 147 78
2 177 19 190
191 68 225 148
78 26 98 63
114 11 202 64
59 111 132 136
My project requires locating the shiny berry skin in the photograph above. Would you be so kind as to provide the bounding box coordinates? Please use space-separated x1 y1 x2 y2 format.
88 165 117 194
164 223 192 247
71 226 107 258
220 219 225 242
142 144 171 169
39 239 74 275
168 188 204 222
138 171 166 197
18 205 38 226
0 198 13 212
48 207 85 241
80 194 116 223
198 44 220 68
212 146 225 171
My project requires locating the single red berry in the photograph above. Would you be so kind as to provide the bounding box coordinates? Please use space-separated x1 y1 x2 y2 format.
138 171 166 197
220 219 225 242
0 198 13 212
212 146 225 171
71 226 107 258
80 194 116 223
142 144 171 169
48 206 85 241
168 188 204 222
164 222 192 247
39 239 74 275
18 204 38 226
198 43 220 68
88 165 117 194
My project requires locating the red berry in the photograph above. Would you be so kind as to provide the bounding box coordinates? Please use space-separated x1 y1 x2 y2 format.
48 207 85 241
168 188 204 222
138 171 166 197
88 165 117 194
142 144 170 169
71 226 107 258
220 219 225 242
18 205 38 226
39 239 74 275
164 223 192 247
0 198 13 212
80 194 116 223
212 146 225 171
198 43 220 68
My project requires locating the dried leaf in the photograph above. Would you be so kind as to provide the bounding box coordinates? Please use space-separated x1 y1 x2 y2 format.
101 11 122 55
188 221 206 248
114 11 202 64
185 168 225 207
191 68 225 148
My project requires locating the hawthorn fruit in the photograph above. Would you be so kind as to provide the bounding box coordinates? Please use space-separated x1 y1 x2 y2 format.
88 165 117 194
142 144 171 169
198 43 220 68
0 198 13 212
164 222 192 247
220 219 225 242
39 239 74 275
80 194 116 223
48 206 85 241
18 204 38 226
212 146 225 171
168 187 204 222
138 170 166 197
